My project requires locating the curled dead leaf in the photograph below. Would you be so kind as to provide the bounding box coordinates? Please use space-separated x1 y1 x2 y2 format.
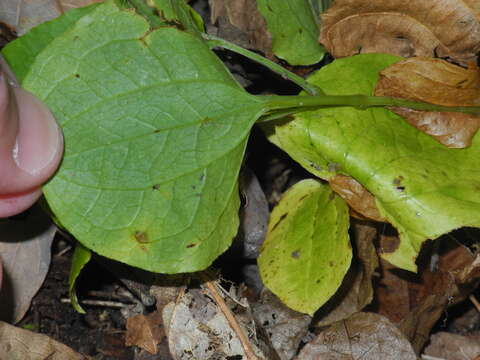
375 57 480 148
320 0 480 64
209 0 272 57
330 174 385 221
125 312 164 355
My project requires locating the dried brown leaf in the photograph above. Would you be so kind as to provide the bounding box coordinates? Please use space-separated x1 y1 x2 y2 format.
319 0 480 64
375 57 480 148
163 287 266 359
0 206 56 323
315 222 378 326
125 312 164 355
0 0 102 35
424 332 480 360
330 175 385 221
0 321 88 359
298 312 416 360
209 0 272 57
376 235 480 352
376 58 480 106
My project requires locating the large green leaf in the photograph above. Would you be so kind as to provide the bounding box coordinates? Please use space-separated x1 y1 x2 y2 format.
11 1 267 273
256 0 325 65
258 179 351 315
267 54 480 271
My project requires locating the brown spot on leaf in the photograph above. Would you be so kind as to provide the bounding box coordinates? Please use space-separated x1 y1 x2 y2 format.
393 176 406 191
291 250 300 259
271 213 288 232
298 195 308 202
74 74 80 78
134 231 149 244
328 162 340 172
152 184 160 190
186 243 197 248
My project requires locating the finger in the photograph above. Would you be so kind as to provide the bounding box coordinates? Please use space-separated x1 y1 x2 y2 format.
0 188 42 218
0 69 63 195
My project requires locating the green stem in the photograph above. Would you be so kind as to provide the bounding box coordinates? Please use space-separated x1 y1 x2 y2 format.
128 0 164 27
260 94 480 116
203 34 322 96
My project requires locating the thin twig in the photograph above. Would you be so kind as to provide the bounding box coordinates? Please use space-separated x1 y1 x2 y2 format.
421 355 447 360
199 272 259 360
61 298 131 308
469 294 480 312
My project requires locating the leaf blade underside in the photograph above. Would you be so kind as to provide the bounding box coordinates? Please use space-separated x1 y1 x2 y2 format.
17 1 266 273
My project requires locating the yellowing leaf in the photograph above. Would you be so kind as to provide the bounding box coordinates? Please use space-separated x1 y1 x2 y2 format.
258 179 352 315
265 53 480 272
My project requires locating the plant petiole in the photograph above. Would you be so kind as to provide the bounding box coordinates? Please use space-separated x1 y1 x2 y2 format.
202 34 323 96
259 94 480 117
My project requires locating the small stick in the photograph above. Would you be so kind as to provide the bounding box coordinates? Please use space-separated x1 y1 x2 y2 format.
199 272 259 360
421 355 446 360
469 294 480 312
61 298 130 308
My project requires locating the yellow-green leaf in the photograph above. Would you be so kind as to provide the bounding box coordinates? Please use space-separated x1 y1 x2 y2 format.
258 179 351 315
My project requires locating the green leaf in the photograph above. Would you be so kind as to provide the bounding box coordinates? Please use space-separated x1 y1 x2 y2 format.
69 243 92 314
151 0 204 34
258 179 351 315
1 3 100 84
13 0 267 273
256 0 325 65
267 53 480 271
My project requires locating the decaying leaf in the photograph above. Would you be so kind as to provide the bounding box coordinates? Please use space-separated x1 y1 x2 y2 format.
209 0 272 56
298 312 416 360
125 312 164 355
0 0 102 35
423 332 480 360
320 0 480 64
252 289 311 360
375 57 480 148
0 206 56 323
233 168 269 259
314 221 378 327
0 321 87 359
330 175 385 221
376 234 480 352
162 287 265 359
